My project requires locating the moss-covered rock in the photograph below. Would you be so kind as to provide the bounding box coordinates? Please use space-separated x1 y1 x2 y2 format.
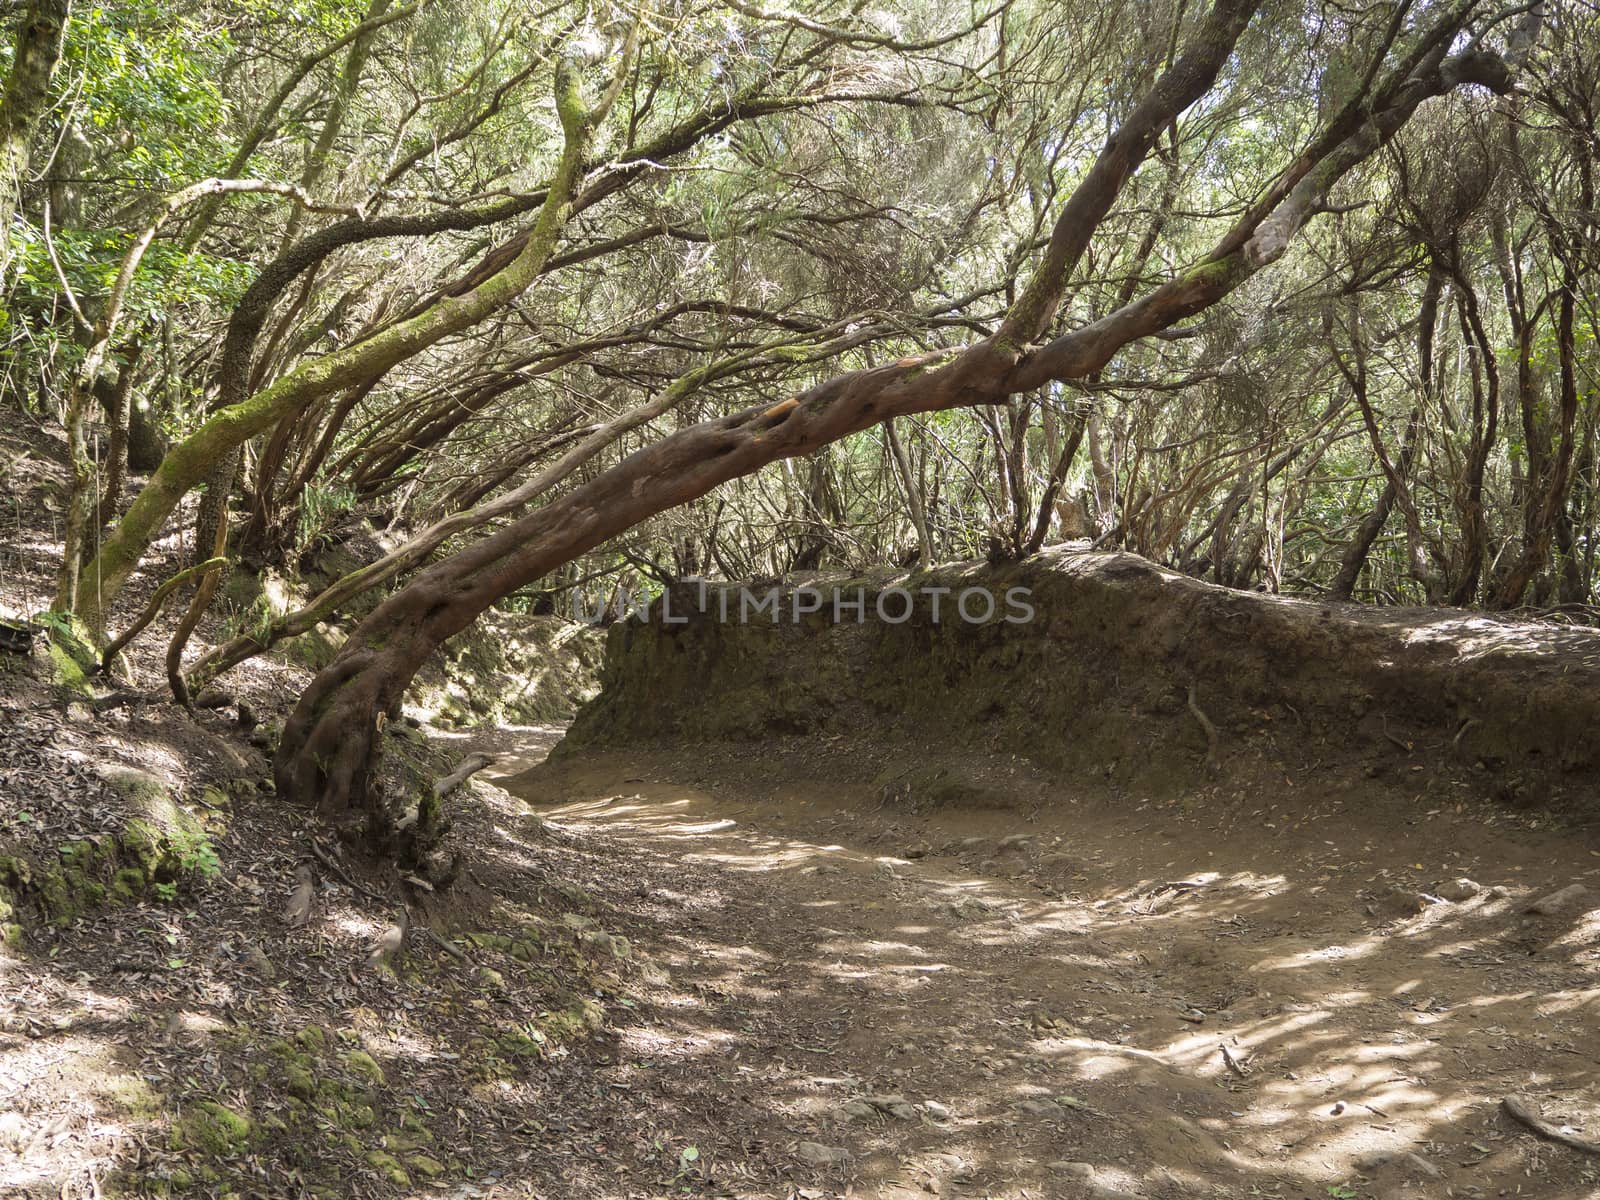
283 1062 317 1100
111 866 147 902
406 1153 446 1178
409 612 603 728
541 996 607 1042
173 1101 253 1154
364 1149 410 1185
341 1049 384 1084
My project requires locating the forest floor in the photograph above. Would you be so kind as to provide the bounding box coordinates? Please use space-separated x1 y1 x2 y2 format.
6 414 1600 1199
486 730 1600 1200
15 705 1600 1200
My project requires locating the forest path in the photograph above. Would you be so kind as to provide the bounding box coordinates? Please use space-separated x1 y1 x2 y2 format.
493 734 1600 1200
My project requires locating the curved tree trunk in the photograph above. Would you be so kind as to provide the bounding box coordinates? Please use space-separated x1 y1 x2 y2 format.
273 10 1513 853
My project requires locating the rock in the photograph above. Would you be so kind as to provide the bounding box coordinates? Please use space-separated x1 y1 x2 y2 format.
240 942 275 979
365 1148 411 1185
342 1049 386 1084
1354 1148 1440 1178
407 1154 446 1178
863 1095 919 1121
1017 1098 1064 1119
1050 1162 1094 1178
796 1141 849 1167
835 1099 878 1122
0 1111 29 1153
1368 884 1428 918
1047 1162 1144 1198
903 845 930 860
173 1101 253 1153
579 929 630 958
996 833 1033 854
921 1100 951 1120
1525 884 1591 916
947 896 994 920
1437 877 1482 902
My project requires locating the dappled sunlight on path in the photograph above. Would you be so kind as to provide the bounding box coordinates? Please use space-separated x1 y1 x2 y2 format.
501 745 1600 1199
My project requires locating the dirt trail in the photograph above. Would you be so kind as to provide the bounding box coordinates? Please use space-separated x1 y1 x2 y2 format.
500 735 1600 1200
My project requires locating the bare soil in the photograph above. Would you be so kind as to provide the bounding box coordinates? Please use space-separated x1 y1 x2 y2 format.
496 732 1600 1200
7 414 1600 1199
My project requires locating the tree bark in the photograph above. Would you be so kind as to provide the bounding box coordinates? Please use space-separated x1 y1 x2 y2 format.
0 0 69 282
72 55 612 631
277 26 1517 844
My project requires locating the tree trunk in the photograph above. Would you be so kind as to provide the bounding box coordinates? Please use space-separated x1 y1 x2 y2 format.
269 15 1514 850
0 0 70 282
72 56 606 632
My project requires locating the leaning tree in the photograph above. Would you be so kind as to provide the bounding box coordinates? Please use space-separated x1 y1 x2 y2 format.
266 0 1542 858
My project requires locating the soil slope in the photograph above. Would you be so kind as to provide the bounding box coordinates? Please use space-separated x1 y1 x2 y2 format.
563 549 1600 812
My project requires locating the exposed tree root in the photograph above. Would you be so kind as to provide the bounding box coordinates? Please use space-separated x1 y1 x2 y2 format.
1186 683 1220 776
1502 1095 1600 1155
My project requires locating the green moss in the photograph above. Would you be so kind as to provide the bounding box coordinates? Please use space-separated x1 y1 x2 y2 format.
540 997 606 1043
111 867 146 901
497 1031 544 1058
284 1063 317 1100
364 1150 410 1186
341 1049 384 1084
101 1074 162 1119
120 818 167 874
35 868 80 925
173 1101 253 1154
328 1099 375 1129
1182 255 1242 290
1 923 22 949
385 1122 436 1152
296 1025 327 1053
406 1154 446 1178
44 640 94 694
0 857 28 888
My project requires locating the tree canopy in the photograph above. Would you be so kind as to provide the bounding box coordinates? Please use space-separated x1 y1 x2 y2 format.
1 0 1593 847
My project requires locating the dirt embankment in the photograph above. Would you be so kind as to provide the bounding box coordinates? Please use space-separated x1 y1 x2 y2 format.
562 548 1600 812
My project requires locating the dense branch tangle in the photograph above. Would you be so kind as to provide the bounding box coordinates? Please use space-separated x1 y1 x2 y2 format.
273 0 1526 844
6 0 1571 863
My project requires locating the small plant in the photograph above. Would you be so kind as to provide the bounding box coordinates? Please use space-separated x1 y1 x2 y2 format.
176 834 222 879
168 825 224 883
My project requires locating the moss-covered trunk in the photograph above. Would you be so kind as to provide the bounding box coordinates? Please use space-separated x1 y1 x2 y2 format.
71 57 600 633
